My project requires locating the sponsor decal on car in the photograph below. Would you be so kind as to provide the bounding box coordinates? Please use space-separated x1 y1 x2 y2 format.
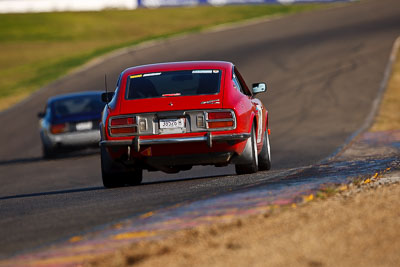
201 99 220 105
143 72 162 77
192 70 213 74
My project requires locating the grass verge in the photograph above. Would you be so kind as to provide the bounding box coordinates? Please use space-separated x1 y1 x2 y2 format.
0 4 333 111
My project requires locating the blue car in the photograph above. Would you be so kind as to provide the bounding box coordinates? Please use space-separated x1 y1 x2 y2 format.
38 91 105 158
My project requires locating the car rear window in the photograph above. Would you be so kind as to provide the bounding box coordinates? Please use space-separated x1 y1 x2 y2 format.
52 95 104 117
125 69 221 100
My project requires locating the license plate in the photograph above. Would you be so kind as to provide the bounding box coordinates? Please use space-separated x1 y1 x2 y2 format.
76 121 93 131
159 118 185 129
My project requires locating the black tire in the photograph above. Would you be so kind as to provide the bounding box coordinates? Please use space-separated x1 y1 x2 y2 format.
126 169 143 186
101 146 143 188
258 129 271 171
101 146 124 188
101 169 124 188
43 145 56 159
235 125 258 175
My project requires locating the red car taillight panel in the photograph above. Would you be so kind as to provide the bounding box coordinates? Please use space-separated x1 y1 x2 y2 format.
207 111 232 120
107 109 236 138
207 121 234 129
206 111 235 129
109 115 137 137
110 127 136 135
111 117 136 126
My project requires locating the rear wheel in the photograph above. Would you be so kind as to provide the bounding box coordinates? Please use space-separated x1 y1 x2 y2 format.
101 146 124 188
42 145 56 159
126 169 143 186
101 146 143 188
235 125 258 175
258 129 271 171
101 170 123 188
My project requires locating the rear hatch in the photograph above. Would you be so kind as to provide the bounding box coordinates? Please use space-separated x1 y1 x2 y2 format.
119 68 225 114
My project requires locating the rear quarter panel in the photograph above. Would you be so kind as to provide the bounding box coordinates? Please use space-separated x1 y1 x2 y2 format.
222 78 255 135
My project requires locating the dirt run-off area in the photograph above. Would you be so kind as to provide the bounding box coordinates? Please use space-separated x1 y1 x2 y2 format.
85 39 400 267
87 174 400 267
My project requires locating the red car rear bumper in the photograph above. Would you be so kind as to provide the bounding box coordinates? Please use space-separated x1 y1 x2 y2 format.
100 132 250 150
100 132 250 168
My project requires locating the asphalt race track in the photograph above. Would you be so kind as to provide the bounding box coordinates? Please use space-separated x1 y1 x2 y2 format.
0 0 399 259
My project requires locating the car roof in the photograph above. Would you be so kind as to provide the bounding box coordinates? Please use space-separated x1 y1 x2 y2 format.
47 91 103 104
121 61 234 75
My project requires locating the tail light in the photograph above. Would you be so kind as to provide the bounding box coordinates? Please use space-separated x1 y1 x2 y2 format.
109 116 137 136
111 117 135 126
50 123 67 134
207 112 232 120
206 111 235 130
208 121 234 129
110 127 136 135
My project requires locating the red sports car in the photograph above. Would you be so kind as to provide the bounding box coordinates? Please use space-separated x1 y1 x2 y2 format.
100 61 271 187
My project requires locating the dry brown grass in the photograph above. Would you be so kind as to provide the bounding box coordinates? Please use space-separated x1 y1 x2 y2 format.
87 181 400 267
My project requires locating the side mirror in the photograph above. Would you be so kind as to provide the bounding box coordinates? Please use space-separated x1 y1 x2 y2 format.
101 92 114 103
37 112 45 118
252 82 267 94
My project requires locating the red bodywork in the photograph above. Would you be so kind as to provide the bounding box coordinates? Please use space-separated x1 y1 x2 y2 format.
100 61 269 174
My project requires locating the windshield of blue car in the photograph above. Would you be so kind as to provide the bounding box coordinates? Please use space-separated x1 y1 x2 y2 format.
52 95 104 117
125 69 221 100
